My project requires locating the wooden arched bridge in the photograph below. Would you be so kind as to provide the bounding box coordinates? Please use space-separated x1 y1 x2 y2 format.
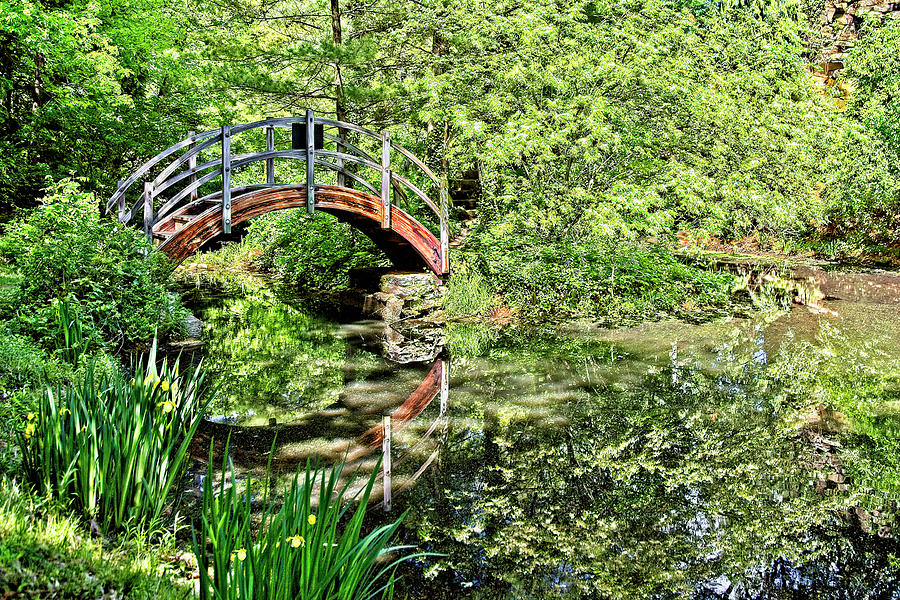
107 111 450 275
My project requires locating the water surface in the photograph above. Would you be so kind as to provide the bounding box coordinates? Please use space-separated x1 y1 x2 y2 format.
182 262 900 599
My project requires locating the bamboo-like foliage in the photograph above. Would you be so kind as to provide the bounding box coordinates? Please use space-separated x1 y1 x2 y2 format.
18 340 208 535
193 446 421 600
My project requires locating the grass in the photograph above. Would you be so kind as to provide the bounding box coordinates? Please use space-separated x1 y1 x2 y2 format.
444 259 495 319
194 444 422 600
0 478 189 599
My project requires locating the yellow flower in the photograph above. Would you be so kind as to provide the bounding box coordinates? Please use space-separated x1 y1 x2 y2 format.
80 425 87 433
24 423 35 439
159 400 176 414
160 380 170 392
286 535 305 548
234 548 247 561
307 514 316 526
130 378 135 386
60 408 70 416
26 413 36 421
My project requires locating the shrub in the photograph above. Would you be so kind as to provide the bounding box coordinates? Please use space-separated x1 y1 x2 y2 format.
18 341 208 535
193 450 419 600
247 210 386 290
467 228 734 320
0 181 184 351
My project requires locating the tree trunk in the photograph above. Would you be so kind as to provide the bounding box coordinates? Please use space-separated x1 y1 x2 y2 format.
331 0 348 187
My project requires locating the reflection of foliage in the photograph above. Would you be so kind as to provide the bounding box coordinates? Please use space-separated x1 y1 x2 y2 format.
397 325 900 599
200 287 348 425
445 323 499 358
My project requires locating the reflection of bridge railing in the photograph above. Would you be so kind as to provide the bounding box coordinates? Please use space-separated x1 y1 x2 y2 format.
192 358 451 509
107 110 450 274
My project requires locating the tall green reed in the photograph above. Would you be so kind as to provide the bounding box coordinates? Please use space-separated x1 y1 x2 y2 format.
18 340 208 535
194 444 421 600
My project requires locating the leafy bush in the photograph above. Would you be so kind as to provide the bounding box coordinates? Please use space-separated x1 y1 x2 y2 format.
0 330 52 394
18 341 208 535
0 182 184 350
468 227 734 319
194 451 418 600
247 210 386 290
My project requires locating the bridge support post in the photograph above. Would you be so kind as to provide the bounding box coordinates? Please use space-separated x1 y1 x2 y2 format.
306 109 315 214
381 131 391 229
188 131 198 202
265 118 275 184
382 414 392 512
143 181 154 243
222 125 232 234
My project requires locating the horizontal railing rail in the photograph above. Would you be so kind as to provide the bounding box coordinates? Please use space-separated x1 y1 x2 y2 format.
107 110 449 273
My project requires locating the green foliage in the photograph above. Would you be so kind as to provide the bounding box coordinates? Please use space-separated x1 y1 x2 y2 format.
18 341 208 535
247 210 386 291
0 0 204 209
444 260 495 318
0 330 52 394
0 182 184 350
468 229 734 319
824 16 900 247
0 479 189 599
403 0 842 243
193 451 416 600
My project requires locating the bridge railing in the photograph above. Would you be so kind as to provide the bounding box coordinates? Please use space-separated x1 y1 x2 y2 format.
107 110 450 273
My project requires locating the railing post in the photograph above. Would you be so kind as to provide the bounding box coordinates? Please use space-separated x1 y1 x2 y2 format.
440 176 450 273
265 118 275 184
336 123 346 188
143 181 154 243
222 125 232 234
440 358 449 415
306 109 315 214
188 131 198 202
382 414 392 512
116 179 125 223
381 131 391 229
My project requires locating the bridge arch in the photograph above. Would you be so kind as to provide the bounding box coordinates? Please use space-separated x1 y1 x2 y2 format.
108 112 450 275
154 185 443 273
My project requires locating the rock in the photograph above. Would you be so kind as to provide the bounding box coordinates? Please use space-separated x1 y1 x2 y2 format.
184 313 205 339
342 270 445 323
381 322 445 364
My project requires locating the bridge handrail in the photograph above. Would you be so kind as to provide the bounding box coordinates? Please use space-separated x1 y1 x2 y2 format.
107 113 449 273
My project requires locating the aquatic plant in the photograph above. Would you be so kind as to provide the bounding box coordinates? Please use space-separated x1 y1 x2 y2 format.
193 447 418 600
18 340 207 535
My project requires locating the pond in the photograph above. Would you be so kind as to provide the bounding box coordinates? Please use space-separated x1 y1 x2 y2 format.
176 261 900 599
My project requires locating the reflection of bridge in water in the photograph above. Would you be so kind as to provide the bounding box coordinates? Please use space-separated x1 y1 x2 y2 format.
192 358 450 510
109 111 450 275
